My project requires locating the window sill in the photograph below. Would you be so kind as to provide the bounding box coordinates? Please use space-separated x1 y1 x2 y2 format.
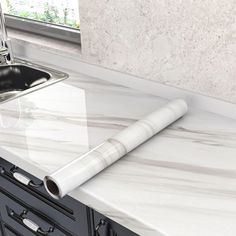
8 28 82 59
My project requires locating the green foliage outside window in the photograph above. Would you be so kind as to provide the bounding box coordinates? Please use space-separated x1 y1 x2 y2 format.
5 0 80 29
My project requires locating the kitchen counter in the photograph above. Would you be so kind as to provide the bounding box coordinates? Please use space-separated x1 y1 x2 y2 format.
0 48 236 236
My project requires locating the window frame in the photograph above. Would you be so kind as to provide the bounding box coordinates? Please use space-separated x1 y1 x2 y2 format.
5 14 81 44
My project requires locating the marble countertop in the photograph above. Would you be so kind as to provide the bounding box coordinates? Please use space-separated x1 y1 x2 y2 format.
0 57 236 236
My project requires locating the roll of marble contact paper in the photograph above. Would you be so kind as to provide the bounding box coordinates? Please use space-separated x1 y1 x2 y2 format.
44 99 188 199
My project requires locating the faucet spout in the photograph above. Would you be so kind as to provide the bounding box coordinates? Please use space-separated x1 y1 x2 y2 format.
0 3 13 65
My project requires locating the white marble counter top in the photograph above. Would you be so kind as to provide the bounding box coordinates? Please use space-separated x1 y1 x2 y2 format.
0 55 236 236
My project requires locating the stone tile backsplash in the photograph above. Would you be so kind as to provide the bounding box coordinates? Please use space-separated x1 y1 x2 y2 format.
80 0 236 103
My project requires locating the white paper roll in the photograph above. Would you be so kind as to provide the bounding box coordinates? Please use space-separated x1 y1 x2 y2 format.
44 99 188 199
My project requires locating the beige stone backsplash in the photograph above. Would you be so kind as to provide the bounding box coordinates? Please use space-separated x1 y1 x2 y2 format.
80 0 236 103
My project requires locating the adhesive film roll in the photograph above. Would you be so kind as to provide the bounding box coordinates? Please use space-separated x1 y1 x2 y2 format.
44 99 188 199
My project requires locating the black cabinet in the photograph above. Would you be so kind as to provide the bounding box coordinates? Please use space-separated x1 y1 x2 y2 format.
0 157 138 236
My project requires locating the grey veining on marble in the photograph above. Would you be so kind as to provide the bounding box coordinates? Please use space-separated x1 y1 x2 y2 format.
0 60 236 236
79 0 236 104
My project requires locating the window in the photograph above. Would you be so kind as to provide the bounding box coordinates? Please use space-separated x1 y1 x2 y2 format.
2 0 80 44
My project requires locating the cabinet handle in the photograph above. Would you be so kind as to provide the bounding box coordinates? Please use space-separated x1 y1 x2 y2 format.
8 208 54 235
94 219 118 236
94 219 107 236
10 166 43 188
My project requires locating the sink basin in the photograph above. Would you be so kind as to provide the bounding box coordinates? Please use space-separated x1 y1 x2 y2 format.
0 59 68 103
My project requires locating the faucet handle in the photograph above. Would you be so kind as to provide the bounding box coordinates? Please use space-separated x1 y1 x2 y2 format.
0 46 8 64
0 46 9 65
0 39 14 64
0 46 9 55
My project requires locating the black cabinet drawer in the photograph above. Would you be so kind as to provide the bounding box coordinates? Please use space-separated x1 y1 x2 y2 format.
0 157 90 236
0 157 77 219
0 189 71 236
0 177 80 236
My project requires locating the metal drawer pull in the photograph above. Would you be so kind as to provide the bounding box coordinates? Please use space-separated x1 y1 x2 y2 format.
23 218 40 232
94 219 107 236
10 166 43 188
9 209 54 235
94 219 118 236
13 172 31 185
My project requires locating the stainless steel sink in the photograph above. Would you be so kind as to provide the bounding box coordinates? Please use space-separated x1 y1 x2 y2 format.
0 59 68 104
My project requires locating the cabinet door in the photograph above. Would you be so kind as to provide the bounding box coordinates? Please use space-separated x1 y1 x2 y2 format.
92 210 139 236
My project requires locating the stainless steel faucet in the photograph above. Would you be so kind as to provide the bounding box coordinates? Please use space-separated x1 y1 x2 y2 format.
0 2 13 65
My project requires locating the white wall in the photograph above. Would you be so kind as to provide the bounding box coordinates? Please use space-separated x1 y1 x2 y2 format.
80 0 236 103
